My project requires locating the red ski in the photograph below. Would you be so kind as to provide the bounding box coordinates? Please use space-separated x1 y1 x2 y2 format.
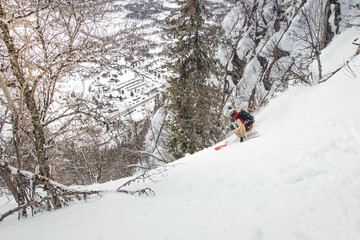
214 143 227 151
214 135 260 151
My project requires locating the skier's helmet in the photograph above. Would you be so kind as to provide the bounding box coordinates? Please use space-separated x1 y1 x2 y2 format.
229 109 236 117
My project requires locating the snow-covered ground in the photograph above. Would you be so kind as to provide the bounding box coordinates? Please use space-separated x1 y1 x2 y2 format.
1 28 360 240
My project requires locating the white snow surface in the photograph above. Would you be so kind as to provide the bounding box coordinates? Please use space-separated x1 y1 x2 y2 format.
1 30 360 240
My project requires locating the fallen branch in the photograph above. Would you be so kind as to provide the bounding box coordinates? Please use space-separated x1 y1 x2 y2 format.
0 202 38 222
0 189 101 222
118 188 155 197
0 160 101 221
319 66 343 83
1 159 162 222
117 165 169 192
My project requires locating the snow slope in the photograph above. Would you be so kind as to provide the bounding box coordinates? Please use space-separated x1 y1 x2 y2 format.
1 30 360 240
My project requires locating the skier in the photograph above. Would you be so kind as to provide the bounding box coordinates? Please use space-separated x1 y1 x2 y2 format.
229 108 255 142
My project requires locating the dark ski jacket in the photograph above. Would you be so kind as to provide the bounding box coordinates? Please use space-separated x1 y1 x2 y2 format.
231 109 255 131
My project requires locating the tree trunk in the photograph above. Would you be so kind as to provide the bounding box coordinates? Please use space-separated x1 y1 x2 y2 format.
13 115 23 170
0 4 49 177
321 0 333 50
0 161 29 218
24 89 49 177
317 54 323 81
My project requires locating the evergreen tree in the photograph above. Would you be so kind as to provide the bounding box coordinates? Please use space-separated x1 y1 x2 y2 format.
165 0 224 159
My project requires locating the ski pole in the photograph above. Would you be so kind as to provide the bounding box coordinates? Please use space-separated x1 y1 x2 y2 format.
217 114 225 122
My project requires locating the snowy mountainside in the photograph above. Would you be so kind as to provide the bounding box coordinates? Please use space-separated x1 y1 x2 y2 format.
220 0 360 110
1 26 360 239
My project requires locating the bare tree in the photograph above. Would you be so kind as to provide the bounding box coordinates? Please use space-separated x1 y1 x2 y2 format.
0 0 147 215
0 0 139 177
291 0 334 82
